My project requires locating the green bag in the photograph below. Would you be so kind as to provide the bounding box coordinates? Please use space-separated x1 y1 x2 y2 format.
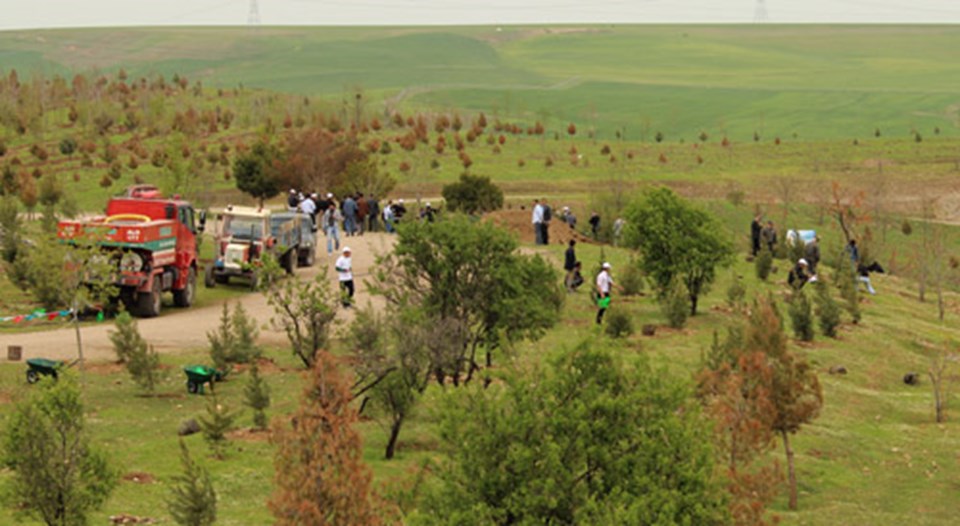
597 296 611 309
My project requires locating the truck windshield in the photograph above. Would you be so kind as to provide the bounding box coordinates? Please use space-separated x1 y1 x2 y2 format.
224 217 264 239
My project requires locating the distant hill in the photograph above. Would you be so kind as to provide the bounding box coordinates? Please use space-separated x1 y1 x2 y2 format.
2 25 959 140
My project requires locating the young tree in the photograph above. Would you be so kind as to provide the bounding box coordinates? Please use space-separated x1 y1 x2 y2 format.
128 343 162 393
751 296 823 510
787 289 814 342
208 302 262 370
623 187 734 315
3 374 117 525
813 281 841 338
22 232 117 367
412 343 727 525
265 266 339 368
370 215 562 386
198 390 236 460
334 158 396 199
927 347 956 423
269 351 383 525
440 173 505 215
243 363 271 430
109 310 142 364
167 440 217 526
233 140 282 206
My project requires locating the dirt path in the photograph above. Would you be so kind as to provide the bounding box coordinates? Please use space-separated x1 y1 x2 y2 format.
0 233 395 363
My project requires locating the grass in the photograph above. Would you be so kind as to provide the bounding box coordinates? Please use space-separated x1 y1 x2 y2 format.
2 226 960 524
3 25 960 140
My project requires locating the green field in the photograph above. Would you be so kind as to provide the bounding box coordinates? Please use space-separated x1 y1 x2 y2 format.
2 25 960 140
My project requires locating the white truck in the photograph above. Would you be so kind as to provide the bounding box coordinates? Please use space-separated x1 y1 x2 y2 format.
204 206 315 289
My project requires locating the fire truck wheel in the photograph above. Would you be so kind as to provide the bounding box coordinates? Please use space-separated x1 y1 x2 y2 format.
204 265 216 288
174 267 196 307
137 276 162 318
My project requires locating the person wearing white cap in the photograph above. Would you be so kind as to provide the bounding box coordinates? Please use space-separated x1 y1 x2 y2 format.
335 246 354 308
788 258 811 290
595 262 615 324
299 192 317 218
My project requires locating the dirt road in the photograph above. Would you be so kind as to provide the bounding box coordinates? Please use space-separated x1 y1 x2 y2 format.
0 233 395 363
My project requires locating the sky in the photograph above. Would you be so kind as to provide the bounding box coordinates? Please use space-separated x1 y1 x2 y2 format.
3 0 960 30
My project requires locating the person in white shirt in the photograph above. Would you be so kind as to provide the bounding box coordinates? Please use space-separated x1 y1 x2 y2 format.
335 246 354 308
595 262 615 325
531 199 544 245
383 201 396 233
299 194 317 217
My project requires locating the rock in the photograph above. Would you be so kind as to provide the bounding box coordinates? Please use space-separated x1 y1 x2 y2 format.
641 324 657 337
903 372 920 386
829 365 848 375
178 418 200 436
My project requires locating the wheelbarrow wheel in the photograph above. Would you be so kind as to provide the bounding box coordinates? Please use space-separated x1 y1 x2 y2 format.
26 369 39 384
187 381 200 394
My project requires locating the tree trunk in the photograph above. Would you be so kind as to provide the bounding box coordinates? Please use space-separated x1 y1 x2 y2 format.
781 430 798 510
385 416 404 460
689 293 699 316
73 300 84 373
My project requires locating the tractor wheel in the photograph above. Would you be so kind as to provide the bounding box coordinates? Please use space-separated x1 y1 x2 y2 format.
187 381 200 394
136 276 162 318
204 265 216 288
26 370 39 384
173 267 197 307
301 246 316 267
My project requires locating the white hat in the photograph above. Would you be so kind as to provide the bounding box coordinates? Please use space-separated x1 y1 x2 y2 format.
326 193 333 198
398 198 404 203
798 258 808 266
425 202 432 207
289 189 296 193
602 262 612 269
310 193 318 198
563 206 570 211
342 246 352 253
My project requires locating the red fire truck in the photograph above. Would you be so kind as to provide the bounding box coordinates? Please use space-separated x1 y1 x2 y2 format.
57 185 204 317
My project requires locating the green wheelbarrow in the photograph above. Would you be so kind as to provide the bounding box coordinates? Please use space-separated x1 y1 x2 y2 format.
26 358 66 384
183 365 226 394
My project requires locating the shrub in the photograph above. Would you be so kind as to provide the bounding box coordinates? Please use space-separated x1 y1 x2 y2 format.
604 309 634 339
755 247 773 281
208 303 261 370
901 219 912 236
837 262 861 324
726 272 746 310
619 259 645 297
108 310 142 364
441 173 504 215
814 281 841 338
788 289 815 342
661 278 689 329
128 343 162 393
59 137 77 156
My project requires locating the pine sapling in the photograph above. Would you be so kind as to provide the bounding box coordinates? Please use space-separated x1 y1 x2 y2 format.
127 343 163 393
167 440 217 526
788 289 815 342
243 363 271 430
814 281 841 338
198 390 236 460
109 310 144 364
207 303 235 372
231 302 261 363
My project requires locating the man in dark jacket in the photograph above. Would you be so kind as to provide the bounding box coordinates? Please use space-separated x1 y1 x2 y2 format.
804 236 821 274
750 214 762 256
356 193 368 235
589 212 601 240
564 240 577 292
788 258 811 290
367 196 380 232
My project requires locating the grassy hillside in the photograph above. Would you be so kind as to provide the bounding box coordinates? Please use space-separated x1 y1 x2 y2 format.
2 25 960 140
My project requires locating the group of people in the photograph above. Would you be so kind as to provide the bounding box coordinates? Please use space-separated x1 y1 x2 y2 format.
751 215 881 295
749 214 779 256
535 203 626 246
288 189 383 254
562 239 618 325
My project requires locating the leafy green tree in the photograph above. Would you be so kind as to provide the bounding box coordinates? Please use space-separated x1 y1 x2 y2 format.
371 215 562 386
243 363 271 430
412 343 727 525
198 390 236 460
334 158 397 200
3 374 117 525
167 440 217 526
0 194 21 263
623 187 734 315
440 174 504 215
233 140 282 206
